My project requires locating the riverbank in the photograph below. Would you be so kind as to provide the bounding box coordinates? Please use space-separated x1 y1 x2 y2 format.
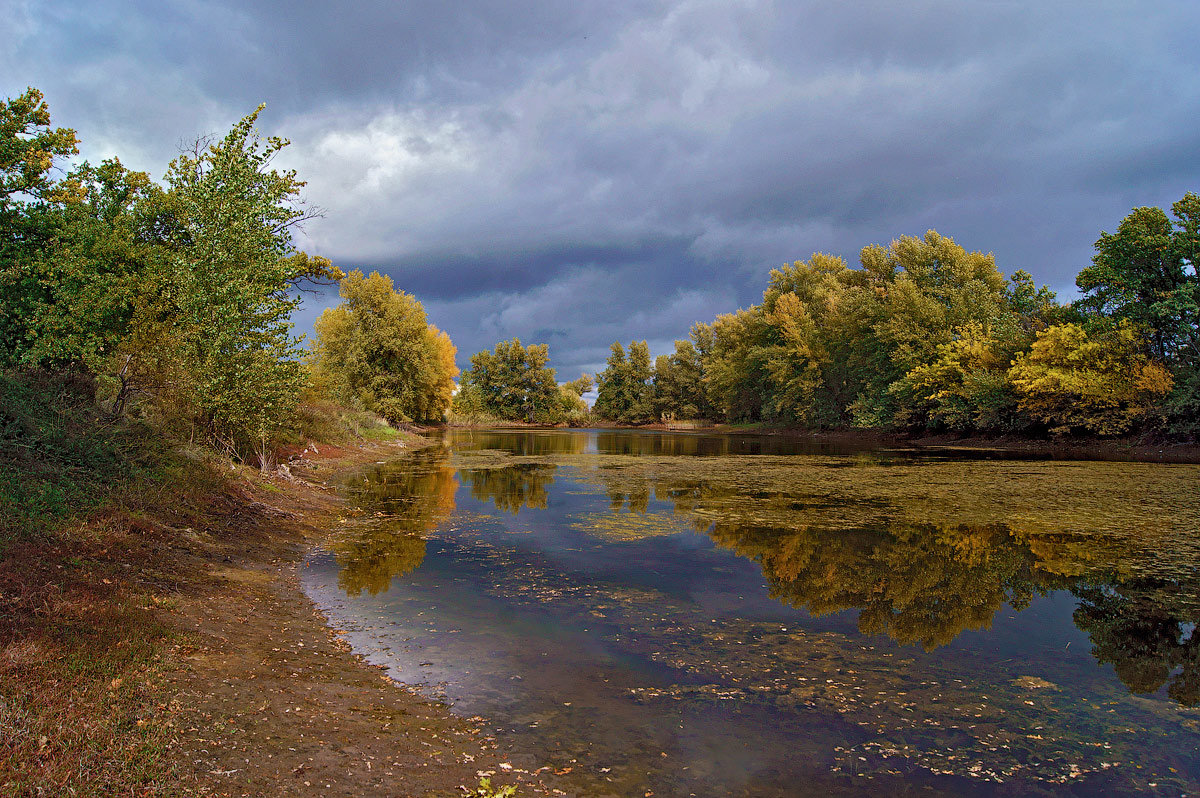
0 433 565 797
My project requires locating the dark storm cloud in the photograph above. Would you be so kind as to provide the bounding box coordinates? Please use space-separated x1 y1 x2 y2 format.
352 238 697 299
7 0 1200 375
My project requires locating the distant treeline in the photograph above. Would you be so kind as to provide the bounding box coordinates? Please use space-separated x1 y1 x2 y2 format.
590 216 1200 437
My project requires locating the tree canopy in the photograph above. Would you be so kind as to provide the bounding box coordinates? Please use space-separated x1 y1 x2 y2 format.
456 338 560 422
312 270 458 423
585 219 1189 439
0 88 348 462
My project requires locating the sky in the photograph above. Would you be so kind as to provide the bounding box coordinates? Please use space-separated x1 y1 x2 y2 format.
6 0 1200 380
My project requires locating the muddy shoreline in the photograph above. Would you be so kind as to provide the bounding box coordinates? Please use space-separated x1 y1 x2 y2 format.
163 436 583 797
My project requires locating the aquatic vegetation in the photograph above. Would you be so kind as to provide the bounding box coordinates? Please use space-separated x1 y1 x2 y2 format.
313 430 1200 795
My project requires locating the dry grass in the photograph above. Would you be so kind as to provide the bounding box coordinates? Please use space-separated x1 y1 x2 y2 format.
0 509 195 796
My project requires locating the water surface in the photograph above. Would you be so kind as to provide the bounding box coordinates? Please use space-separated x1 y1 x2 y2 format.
302 429 1200 796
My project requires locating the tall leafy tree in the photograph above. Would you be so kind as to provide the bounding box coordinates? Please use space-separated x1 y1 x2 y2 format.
594 340 654 422
702 308 774 423
758 253 880 426
0 88 81 365
458 338 560 422
1077 202 1195 358
652 339 712 420
313 270 458 423
1077 195 1200 434
161 106 338 457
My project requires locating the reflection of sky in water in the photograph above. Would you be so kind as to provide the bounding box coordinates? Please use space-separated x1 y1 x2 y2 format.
302 430 1200 797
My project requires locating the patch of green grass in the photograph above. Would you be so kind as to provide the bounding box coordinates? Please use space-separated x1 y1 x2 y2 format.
0 370 169 546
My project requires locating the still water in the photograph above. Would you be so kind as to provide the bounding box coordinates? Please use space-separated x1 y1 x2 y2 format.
302 429 1200 796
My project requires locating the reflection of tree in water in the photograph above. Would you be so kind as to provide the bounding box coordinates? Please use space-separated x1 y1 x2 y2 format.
449 430 587 456
463 464 557 514
713 516 1200 704
710 521 1044 650
585 464 1200 705
331 448 457 596
1073 580 1200 706
607 479 650 513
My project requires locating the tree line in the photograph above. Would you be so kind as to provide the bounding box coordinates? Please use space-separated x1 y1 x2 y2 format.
588 218 1199 437
7 84 1198 451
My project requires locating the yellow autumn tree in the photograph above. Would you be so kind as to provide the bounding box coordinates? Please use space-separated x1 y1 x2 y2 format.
892 322 1017 432
312 270 458 423
1008 322 1173 435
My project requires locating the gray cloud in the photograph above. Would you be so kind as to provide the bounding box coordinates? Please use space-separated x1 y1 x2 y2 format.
7 0 1200 376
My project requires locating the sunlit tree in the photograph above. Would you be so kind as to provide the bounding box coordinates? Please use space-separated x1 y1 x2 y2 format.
1008 322 1173 435
313 270 458 423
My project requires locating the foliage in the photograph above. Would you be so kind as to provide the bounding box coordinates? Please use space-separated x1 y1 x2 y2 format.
594 340 654 422
457 338 561 422
1008 322 1173 435
605 215 1196 439
160 106 339 458
0 87 352 465
0 88 81 367
556 372 593 422
651 339 711 421
312 270 457 424
759 252 877 426
1076 194 1200 437
891 323 1019 433
1077 200 1197 358
702 309 774 423
466 778 517 798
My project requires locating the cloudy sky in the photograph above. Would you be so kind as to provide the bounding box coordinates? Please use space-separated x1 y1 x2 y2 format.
7 0 1200 379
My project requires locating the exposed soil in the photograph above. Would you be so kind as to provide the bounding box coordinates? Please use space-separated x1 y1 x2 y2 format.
163 438 579 798
2 436 574 797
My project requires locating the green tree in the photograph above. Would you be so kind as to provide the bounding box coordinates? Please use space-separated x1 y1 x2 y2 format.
858 231 1009 423
1077 196 1200 435
457 338 560 422
160 106 338 459
595 340 654 422
0 88 81 366
702 308 774 423
651 339 712 420
891 322 1018 432
18 160 166 373
1077 202 1195 358
758 253 881 427
593 342 628 419
312 270 458 423
555 373 594 422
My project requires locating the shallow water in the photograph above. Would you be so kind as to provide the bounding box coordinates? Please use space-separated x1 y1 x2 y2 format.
302 429 1200 796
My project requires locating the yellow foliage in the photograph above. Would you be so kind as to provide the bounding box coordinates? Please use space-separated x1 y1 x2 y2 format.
312 270 458 423
1008 322 1172 435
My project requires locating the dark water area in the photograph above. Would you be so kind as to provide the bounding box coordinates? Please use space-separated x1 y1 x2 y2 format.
302 429 1200 796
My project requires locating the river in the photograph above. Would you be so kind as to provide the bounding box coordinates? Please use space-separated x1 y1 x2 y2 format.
301 428 1200 796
